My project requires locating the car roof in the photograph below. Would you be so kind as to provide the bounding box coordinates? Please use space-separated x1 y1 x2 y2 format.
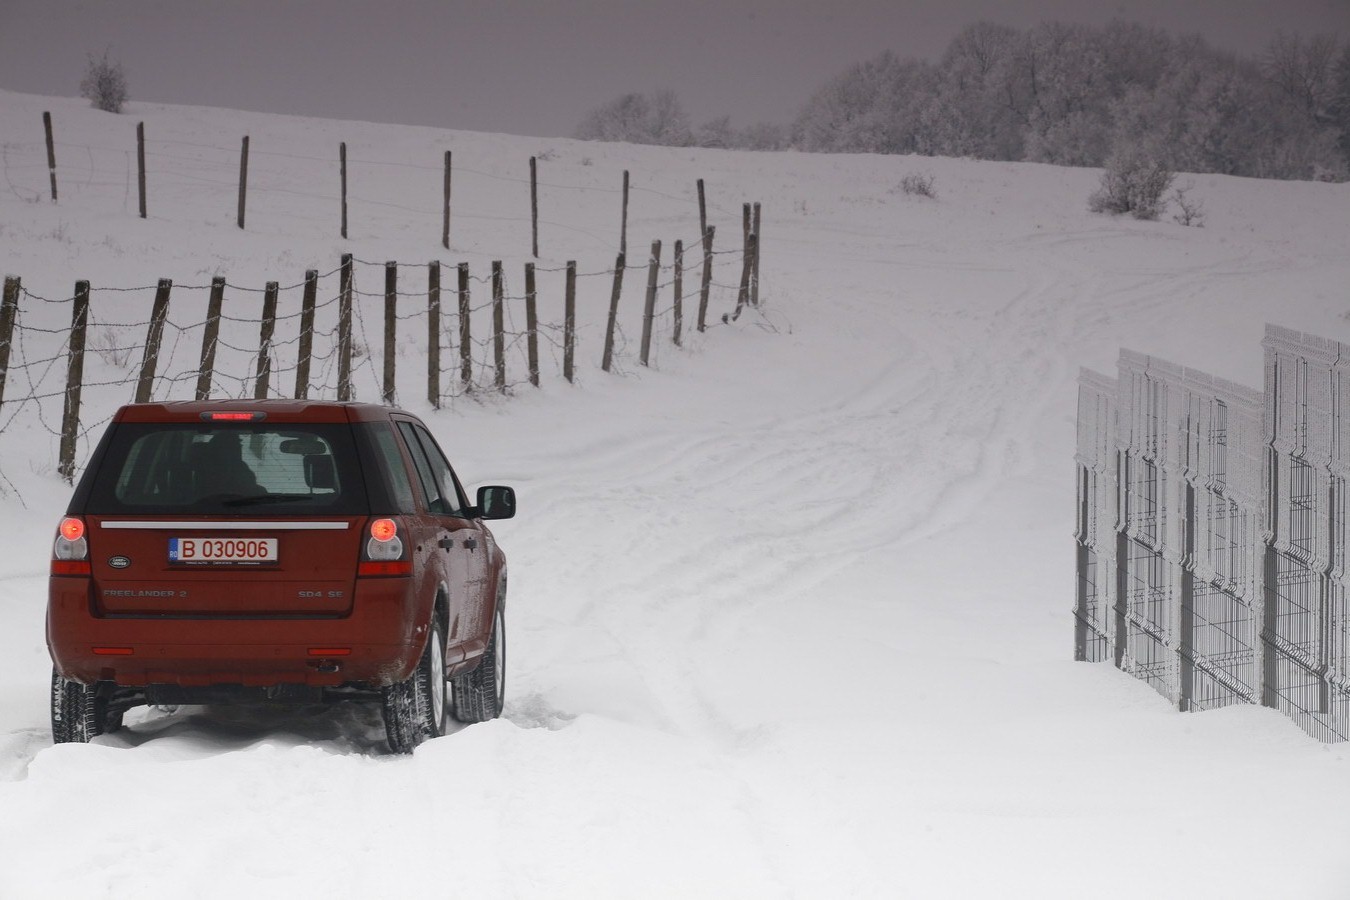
114 400 415 425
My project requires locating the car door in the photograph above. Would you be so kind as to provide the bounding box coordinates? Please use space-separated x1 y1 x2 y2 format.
394 420 490 659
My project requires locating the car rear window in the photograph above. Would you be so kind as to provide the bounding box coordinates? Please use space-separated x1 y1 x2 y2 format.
81 423 369 516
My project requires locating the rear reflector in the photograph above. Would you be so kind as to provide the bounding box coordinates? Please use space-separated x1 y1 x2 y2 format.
92 647 134 656
358 561 413 577
307 648 352 657
50 561 91 576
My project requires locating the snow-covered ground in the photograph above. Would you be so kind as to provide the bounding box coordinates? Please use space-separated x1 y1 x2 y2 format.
3 89 1350 897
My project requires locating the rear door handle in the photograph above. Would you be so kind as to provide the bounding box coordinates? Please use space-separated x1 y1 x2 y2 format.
463 537 478 551
437 537 454 549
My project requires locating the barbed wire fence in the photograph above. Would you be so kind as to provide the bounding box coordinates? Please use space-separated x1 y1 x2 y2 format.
0 238 761 489
0 110 772 492
4 110 763 258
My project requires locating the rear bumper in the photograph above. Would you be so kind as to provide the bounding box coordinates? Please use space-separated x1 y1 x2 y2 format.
48 575 427 688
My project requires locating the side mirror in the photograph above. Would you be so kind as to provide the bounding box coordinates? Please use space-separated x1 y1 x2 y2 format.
476 485 516 520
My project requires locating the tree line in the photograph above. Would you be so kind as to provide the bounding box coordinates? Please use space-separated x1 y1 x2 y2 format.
576 21 1350 182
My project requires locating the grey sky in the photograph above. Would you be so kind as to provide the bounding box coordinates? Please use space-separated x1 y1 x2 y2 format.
1 0 1347 138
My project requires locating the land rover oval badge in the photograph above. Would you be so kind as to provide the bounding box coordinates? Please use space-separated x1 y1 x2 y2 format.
108 556 131 569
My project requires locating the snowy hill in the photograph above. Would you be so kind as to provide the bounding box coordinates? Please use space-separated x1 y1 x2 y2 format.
3 88 1350 897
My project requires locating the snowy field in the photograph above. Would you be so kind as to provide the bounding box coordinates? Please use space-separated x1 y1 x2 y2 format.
3 89 1350 897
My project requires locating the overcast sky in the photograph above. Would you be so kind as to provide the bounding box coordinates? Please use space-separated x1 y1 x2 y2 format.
1 0 1347 138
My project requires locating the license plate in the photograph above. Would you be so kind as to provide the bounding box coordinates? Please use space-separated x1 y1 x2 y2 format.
169 537 278 565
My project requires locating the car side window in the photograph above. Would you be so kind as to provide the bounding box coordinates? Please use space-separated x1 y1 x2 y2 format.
397 421 447 514
366 423 418 514
396 421 467 517
409 424 469 516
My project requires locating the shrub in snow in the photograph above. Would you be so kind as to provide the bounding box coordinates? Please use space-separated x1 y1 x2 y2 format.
89 327 132 367
80 51 128 114
1171 182 1205 227
898 172 937 198
1088 149 1174 220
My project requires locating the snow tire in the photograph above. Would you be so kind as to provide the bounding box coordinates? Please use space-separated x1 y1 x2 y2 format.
381 616 449 754
452 604 505 724
50 668 109 744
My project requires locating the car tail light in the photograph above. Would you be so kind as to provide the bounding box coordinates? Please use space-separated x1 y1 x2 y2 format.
359 517 410 577
370 518 398 543
200 411 266 422
52 516 90 576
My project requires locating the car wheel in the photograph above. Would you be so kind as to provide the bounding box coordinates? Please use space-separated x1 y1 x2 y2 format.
381 616 449 754
452 604 505 723
50 668 108 744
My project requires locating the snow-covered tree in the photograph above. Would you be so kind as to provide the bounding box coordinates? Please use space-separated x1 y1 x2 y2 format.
1264 32 1340 123
696 115 734 149
740 122 787 151
793 52 933 154
917 22 1023 159
79 50 128 114
576 90 691 146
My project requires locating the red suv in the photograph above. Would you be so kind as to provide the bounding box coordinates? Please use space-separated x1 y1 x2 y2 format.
47 400 515 753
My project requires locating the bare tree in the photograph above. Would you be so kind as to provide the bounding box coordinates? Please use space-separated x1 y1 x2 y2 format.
1264 32 1340 123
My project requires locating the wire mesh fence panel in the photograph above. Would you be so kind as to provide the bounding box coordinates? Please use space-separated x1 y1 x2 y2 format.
1177 372 1264 710
1075 369 1118 663
1115 352 1183 705
1080 326 1350 741
1260 327 1347 740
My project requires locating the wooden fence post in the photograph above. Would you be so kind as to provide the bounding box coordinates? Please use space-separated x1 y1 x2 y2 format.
640 240 661 367
137 122 147 219
697 178 707 245
428 261 441 408
338 253 354 400
530 156 539 258
43 112 57 203
383 261 397 405
751 201 761 307
492 261 506 391
728 231 755 323
442 151 452 250
602 253 626 373
698 225 715 332
525 262 539 387
295 269 317 399
673 240 683 347
58 281 89 484
620 169 629 257
254 281 278 399
340 142 348 240
563 261 576 384
135 278 171 403
0 277 20 410
197 276 225 400
458 262 472 388
237 135 249 229
491 261 506 391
